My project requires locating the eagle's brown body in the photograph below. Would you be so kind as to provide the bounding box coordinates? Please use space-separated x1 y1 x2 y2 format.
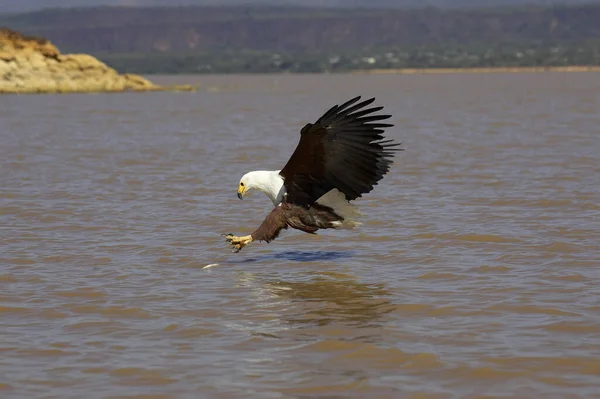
251 202 343 243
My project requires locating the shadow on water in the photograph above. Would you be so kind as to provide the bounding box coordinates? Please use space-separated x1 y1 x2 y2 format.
229 250 355 264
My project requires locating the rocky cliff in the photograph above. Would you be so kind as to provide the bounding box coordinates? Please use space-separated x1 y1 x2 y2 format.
0 28 165 94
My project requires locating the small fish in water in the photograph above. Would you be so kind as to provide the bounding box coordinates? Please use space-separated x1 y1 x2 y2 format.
203 263 220 269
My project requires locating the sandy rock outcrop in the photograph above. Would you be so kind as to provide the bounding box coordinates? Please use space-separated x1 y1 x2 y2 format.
0 28 170 94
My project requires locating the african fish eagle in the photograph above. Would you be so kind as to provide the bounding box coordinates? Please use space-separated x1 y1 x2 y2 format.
224 96 401 252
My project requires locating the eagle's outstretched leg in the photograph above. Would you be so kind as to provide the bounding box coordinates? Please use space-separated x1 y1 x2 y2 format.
223 206 288 253
223 234 253 253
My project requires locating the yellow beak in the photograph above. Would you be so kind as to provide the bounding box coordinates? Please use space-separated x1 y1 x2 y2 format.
237 184 246 200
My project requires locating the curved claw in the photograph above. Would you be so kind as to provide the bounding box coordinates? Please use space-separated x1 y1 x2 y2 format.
222 233 251 253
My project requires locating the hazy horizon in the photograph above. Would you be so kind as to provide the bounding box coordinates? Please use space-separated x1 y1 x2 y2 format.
1 0 599 13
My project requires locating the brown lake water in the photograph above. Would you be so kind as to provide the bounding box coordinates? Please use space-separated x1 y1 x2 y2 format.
1 73 600 398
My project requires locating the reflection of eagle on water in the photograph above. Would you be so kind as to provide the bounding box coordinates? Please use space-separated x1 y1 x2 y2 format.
224 96 402 252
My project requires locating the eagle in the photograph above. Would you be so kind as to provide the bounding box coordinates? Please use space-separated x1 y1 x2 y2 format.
224 96 401 252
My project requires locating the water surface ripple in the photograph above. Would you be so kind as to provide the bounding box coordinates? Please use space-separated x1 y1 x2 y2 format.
1 73 600 398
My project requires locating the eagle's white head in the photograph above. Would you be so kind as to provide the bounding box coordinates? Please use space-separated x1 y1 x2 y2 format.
237 170 285 206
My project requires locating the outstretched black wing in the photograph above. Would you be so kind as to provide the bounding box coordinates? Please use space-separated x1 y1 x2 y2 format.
279 96 401 206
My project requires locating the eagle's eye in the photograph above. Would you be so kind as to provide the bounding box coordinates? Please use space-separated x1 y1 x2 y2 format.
240 182 245 186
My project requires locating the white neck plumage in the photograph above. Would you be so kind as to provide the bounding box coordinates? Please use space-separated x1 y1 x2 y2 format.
247 170 286 206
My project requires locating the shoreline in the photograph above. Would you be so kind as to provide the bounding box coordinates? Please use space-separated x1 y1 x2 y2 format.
134 65 600 77
353 66 600 75
1 84 196 95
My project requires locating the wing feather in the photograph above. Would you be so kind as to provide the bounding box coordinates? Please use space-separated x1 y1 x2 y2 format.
279 96 402 205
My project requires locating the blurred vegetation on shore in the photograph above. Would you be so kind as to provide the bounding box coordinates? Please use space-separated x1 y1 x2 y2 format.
2 4 599 74
95 42 600 74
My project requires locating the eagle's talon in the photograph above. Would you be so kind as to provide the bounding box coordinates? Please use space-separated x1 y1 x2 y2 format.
223 234 253 253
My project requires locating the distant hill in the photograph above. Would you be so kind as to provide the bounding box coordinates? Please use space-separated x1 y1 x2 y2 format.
4 5 600 53
2 0 600 13
2 4 599 73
